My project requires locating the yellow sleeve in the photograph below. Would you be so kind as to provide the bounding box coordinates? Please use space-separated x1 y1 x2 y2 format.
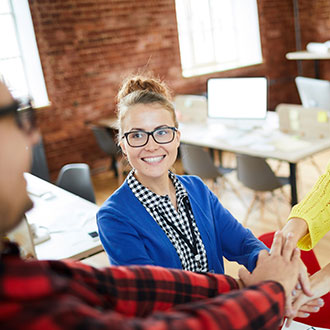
288 162 330 250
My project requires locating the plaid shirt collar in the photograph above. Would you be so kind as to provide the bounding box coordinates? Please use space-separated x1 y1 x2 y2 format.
127 170 188 210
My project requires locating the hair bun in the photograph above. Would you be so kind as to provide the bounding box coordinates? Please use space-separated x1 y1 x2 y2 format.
117 75 171 102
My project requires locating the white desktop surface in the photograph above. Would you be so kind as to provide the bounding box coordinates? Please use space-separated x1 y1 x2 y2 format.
179 112 330 163
24 173 102 260
282 320 330 330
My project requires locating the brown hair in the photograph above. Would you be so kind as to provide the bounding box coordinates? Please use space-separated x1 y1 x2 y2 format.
116 75 178 138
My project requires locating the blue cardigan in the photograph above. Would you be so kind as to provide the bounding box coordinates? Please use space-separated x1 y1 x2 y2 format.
97 175 267 274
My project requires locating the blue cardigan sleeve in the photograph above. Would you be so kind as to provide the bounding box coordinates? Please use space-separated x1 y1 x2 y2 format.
208 189 268 272
97 201 156 266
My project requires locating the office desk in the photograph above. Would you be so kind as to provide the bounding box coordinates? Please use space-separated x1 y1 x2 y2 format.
24 173 103 260
179 113 330 205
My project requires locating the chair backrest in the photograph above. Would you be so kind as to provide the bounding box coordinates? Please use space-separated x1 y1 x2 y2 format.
91 126 119 156
56 163 96 203
30 137 50 182
180 144 220 179
259 231 330 328
236 154 283 191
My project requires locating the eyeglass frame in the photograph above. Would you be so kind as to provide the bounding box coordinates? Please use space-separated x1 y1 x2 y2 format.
122 126 178 148
0 99 36 135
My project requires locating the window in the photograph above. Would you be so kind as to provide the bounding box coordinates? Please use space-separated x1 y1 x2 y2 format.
175 0 263 77
0 0 49 107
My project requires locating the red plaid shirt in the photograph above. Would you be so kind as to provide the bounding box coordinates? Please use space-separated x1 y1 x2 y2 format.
0 242 284 329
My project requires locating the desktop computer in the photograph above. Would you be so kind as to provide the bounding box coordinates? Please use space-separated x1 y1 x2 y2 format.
207 77 268 129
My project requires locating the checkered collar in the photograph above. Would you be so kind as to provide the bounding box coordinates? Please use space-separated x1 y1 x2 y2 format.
127 170 188 210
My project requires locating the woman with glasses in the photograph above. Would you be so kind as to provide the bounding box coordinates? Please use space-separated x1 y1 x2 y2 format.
97 75 267 274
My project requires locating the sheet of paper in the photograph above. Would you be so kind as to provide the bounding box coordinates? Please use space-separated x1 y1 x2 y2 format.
273 136 312 151
317 111 328 123
289 109 300 130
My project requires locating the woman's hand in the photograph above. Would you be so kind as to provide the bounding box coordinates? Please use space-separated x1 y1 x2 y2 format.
296 258 313 297
280 219 313 297
239 231 300 299
280 218 308 247
285 263 330 327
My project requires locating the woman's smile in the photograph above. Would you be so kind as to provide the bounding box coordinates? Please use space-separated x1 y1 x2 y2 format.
141 155 166 164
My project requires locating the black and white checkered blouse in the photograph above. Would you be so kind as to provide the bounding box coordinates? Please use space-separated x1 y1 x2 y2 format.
127 170 209 272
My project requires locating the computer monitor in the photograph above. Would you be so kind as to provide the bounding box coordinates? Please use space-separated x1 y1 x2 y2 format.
207 77 267 119
295 76 330 110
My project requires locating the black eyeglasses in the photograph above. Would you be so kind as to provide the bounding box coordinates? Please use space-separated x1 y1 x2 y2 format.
122 126 177 148
0 99 36 135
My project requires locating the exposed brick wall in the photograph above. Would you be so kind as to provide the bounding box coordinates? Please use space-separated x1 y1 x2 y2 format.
298 0 330 79
28 0 330 178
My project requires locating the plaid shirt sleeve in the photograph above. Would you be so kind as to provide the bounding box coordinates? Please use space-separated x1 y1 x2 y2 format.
1 255 285 330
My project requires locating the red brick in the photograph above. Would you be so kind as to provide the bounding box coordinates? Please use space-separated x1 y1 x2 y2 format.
28 0 330 176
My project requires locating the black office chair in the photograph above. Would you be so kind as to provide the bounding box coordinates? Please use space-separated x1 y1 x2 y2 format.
236 154 290 227
180 143 243 201
30 137 50 182
91 126 121 177
56 163 96 203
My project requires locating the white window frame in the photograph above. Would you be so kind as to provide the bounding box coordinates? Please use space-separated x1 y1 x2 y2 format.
0 0 49 108
175 0 263 78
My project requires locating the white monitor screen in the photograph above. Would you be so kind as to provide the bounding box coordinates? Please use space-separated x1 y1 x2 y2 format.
207 77 267 119
295 76 330 111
